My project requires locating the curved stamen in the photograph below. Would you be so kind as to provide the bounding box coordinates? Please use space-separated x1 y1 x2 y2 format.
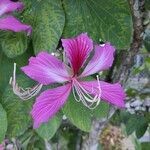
72 85 80 102
75 81 97 102
72 77 102 109
9 63 43 100
96 75 102 98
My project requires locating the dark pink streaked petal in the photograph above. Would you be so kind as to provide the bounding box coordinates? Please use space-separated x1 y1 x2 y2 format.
80 80 125 108
21 52 70 85
80 43 115 77
0 16 32 35
0 0 24 16
62 33 93 75
31 84 72 128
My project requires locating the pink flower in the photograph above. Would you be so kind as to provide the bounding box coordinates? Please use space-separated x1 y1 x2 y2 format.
0 144 3 150
21 33 126 128
0 0 32 35
0 141 5 150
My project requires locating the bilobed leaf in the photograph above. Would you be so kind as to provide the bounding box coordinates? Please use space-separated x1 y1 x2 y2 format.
36 114 62 140
1 32 28 58
63 94 109 132
1 75 35 137
63 0 132 49
32 0 65 54
0 104 7 143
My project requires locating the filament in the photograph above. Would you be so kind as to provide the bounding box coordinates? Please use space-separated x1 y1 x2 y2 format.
9 63 43 100
72 76 102 109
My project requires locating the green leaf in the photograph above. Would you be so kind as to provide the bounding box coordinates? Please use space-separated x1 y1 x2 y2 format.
63 94 109 132
92 102 110 118
130 133 142 150
136 121 148 138
0 51 14 93
125 115 148 136
145 0 150 10
36 114 62 140
126 117 139 135
113 111 149 138
142 142 150 150
18 129 33 150
63 0 132 49
27 133 45 150
21 0 34 24
0 50 33 93
1 75 35 137
0 104 7 143
1 32 28 58
32 0 65 54
63 95 91 131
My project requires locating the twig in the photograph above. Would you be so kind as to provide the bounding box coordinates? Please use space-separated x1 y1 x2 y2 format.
44 139 52 150
81 0 145 149
81 107 116 150
76 130 82 150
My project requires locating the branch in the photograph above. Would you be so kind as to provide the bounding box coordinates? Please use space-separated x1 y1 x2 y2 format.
81 107 116 150
81 0 145 149
44 139 52 150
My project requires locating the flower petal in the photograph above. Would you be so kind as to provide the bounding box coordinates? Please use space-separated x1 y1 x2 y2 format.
21 52 70 85
80 43 115 77
0 16 32 35
0 143 4 150
62 33 93 75
31 84 72 128
0 0 24 16
80 80 125 108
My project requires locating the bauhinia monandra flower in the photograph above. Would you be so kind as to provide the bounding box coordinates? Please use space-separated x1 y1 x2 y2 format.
13 33 126 128
0 0 32 35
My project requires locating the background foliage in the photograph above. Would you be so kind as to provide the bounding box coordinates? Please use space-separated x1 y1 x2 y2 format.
0 0 149 149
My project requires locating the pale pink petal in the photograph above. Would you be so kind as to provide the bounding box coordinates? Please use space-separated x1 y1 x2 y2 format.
31 84 72 128
62 33 93 75
80 43 115 77
21 52 70 85
80 80 125 108
0 144 4 150
0 0 24 16
0 16 32 35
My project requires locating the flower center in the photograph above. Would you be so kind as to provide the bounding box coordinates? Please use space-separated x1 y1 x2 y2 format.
72 76 102 109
